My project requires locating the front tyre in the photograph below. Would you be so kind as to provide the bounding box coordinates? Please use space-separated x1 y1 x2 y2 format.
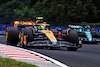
23 27 34 42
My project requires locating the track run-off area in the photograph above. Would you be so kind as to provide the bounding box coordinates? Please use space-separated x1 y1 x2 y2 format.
0 36 100 67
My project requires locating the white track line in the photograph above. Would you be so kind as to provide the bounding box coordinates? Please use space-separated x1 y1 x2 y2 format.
0 44 69 67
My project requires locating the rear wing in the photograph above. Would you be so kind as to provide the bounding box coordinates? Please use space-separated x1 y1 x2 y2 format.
37 22 50 26
14 21 35 27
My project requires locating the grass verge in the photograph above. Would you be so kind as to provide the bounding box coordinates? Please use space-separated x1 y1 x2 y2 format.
0 56 37 67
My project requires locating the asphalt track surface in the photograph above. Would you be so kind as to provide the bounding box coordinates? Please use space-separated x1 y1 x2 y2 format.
0 36 100 67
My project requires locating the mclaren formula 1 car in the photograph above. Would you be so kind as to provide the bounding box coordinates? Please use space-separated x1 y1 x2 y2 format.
68 25 100 43
6 18 82 51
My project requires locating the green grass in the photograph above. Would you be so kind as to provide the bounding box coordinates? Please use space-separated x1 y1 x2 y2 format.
0 56 37 67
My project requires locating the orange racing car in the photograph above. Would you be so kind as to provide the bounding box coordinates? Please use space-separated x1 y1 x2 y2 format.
6 17 82 51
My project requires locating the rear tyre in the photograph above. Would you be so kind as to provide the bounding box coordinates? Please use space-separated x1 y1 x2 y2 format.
67 29 79 51
68 29 79 44
6 27 19 45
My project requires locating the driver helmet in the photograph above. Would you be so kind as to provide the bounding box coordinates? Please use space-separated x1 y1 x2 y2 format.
87 25 90 29
38 25 45 30
74 28 77 31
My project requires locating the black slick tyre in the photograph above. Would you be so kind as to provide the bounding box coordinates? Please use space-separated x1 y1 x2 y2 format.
67 29 79 51
23 27 34 43
68 29 79 43
6 27 19 45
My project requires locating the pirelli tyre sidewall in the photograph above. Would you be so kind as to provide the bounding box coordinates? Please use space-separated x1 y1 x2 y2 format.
6 27 19 45
23 27 34 42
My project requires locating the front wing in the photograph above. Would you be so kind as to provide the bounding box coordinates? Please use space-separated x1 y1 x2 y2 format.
26 40 82 48
80 37 100 43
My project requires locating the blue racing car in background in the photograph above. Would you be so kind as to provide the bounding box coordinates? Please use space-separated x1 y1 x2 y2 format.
68 24 100 43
